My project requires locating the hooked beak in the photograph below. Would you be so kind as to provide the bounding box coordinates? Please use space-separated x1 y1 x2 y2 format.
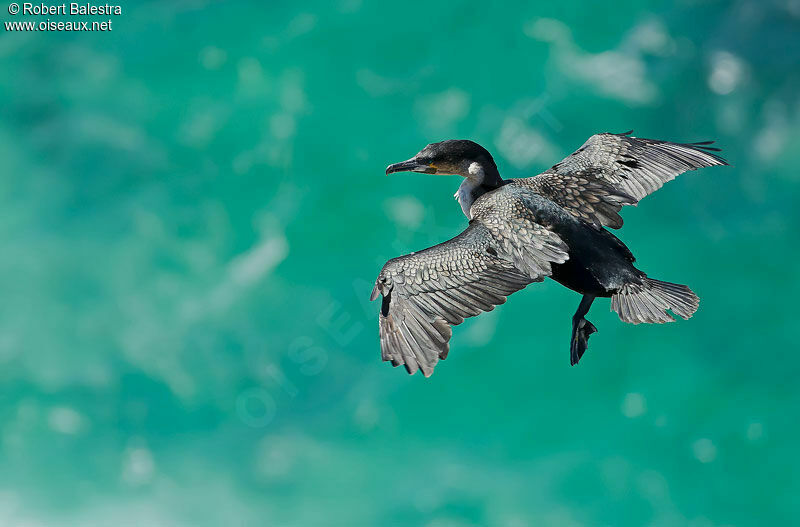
385 158 436 175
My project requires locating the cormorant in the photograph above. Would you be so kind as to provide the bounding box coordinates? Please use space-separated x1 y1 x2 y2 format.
371 131 727 377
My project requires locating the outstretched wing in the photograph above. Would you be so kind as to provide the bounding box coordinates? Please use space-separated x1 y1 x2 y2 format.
371 213 568 377
524 131 728 229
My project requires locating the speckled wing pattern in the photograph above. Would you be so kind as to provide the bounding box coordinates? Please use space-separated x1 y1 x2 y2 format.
470 187 570 279
371 196 569 377
523 131 728 229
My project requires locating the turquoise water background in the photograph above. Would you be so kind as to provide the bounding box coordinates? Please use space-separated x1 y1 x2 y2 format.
1 1 799 525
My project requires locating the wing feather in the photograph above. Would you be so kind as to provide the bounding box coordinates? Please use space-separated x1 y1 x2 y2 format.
372 203 569 377
522 131 728 229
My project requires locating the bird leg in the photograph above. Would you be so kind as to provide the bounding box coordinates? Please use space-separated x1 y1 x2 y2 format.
570 294 597 366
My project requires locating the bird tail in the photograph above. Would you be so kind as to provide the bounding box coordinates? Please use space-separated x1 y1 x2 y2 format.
611 277 699 324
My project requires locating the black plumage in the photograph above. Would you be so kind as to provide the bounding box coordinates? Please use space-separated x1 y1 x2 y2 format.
372 132 728 377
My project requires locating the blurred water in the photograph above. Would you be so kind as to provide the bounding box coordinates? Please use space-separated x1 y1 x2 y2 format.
0 1 799 525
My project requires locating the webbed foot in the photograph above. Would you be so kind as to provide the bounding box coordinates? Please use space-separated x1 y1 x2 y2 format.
570 317 597 366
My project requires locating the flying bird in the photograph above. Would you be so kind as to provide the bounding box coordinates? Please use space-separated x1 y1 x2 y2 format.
371 131 727 376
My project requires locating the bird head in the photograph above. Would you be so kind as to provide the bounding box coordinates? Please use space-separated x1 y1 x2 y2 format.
385 140 502 185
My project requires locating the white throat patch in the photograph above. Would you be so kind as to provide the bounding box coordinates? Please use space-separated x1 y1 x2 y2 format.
467 162 484 180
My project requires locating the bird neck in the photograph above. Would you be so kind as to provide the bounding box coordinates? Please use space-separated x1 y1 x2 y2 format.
455 162 503 219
